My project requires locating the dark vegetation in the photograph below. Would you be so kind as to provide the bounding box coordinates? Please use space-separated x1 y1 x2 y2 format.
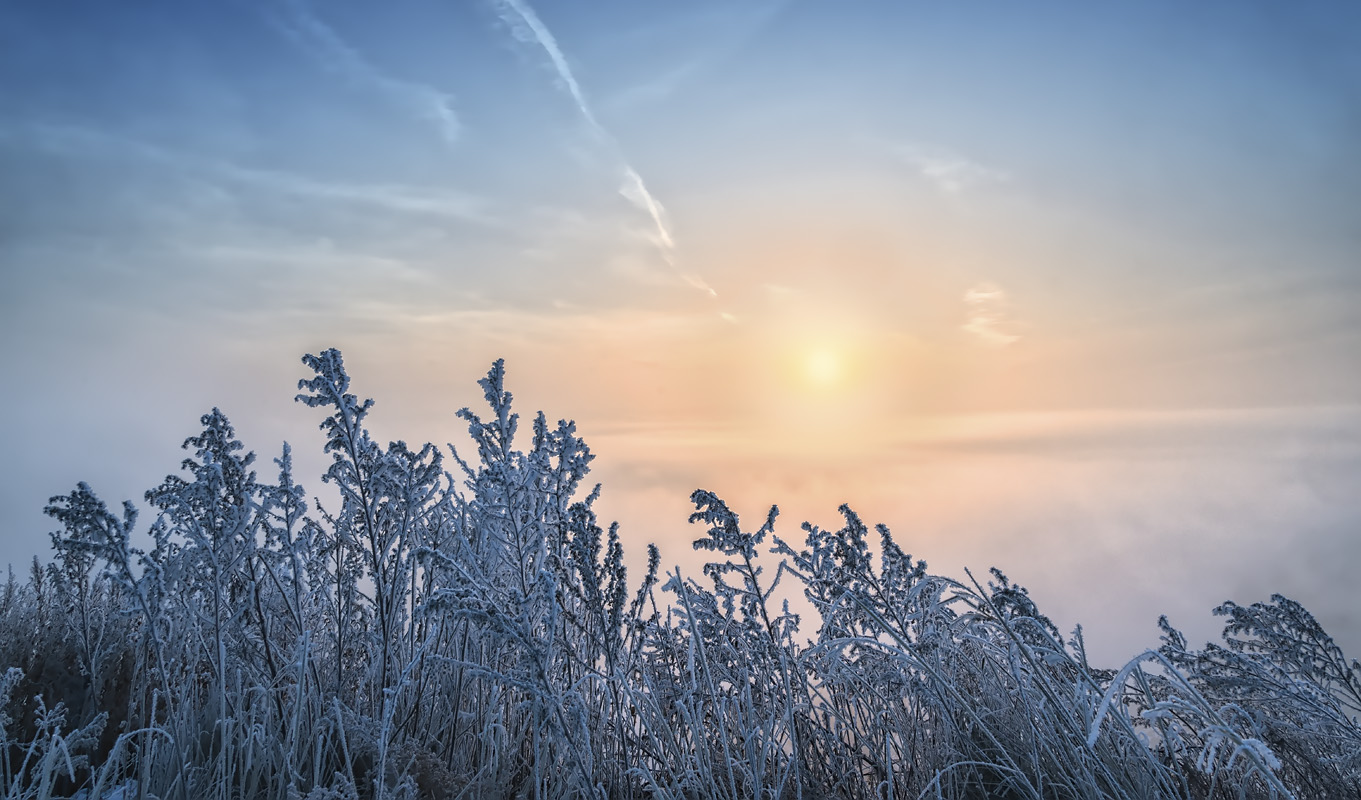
2 350 1358 799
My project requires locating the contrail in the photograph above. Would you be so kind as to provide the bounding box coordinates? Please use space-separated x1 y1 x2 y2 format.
490 0 712 294
493 0 598 130
619 166 673 251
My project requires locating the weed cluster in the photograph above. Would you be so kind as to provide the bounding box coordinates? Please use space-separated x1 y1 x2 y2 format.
3 351 1357 799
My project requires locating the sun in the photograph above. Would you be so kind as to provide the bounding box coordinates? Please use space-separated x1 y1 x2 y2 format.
804 346 842 387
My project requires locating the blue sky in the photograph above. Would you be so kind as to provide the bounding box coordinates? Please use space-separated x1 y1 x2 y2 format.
2 0 1359 663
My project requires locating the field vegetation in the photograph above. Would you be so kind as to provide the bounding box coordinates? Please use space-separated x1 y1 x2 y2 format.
3 350 1358 799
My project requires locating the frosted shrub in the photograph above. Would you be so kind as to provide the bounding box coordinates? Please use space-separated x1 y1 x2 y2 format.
1157 596 1361 797
0 349 1351 799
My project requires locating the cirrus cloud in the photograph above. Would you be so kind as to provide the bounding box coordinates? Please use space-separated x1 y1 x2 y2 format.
963 281 1020 346
895 143 1008 195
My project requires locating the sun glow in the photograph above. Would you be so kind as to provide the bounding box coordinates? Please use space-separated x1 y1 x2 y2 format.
804 346 842 387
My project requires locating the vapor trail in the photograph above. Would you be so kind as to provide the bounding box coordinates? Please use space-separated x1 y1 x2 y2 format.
491 0 713 294
493 0 598 130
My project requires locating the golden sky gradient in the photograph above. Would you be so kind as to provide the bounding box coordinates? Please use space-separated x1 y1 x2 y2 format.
2 0 1359 664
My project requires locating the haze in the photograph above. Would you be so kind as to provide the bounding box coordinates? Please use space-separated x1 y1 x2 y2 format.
2 0 1359 664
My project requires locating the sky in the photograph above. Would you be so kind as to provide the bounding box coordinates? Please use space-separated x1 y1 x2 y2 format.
1 0 1359 665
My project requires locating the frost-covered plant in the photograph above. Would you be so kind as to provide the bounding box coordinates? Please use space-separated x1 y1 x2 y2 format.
1157 596 1361 798
2 348 1353 800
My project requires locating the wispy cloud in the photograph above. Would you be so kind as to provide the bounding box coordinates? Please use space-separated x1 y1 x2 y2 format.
605 56 707 110
489 0 711 294
220 165 491 223
962 281 1020 346
277 0 460 144
895 143 1007 195
7 121 491 225
602 1 786 111
682 274 719 297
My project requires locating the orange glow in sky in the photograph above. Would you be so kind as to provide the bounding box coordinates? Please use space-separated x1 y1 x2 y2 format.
2 0 1358 666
